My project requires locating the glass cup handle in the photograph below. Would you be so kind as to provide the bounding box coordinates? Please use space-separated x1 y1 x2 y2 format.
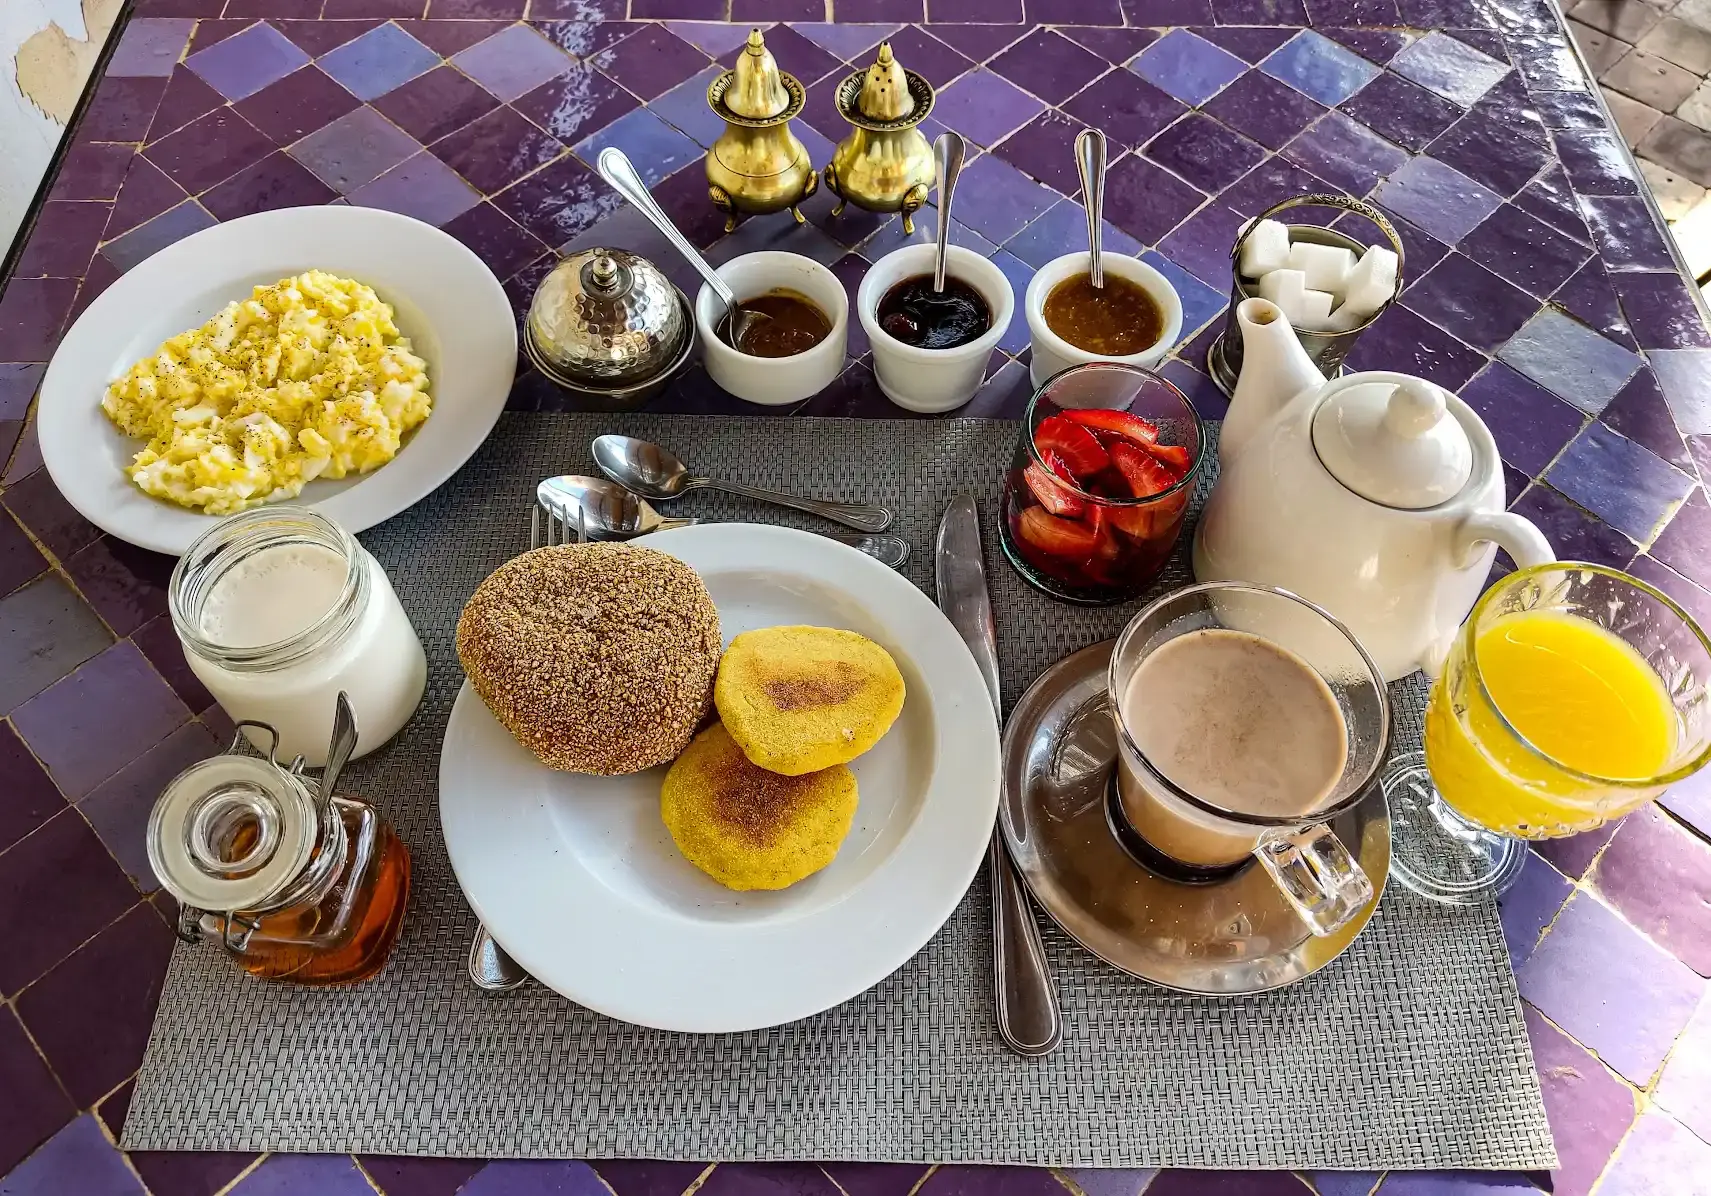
1254 823 1375 937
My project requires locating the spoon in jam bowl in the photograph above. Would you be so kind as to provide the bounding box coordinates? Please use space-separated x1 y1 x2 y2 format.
594 147 770 353
931 131 965 294
1075 128 1107 289
591 435 895 533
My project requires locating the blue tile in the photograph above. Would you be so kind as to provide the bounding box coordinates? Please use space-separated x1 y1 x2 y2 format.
1652 349 1711 437
460 1159 609 1196
1260 30 1380 107
949 154 1063 246
317 23 439 103
1497 852 1573 972
1306 1173 1382 1196
991 250 1035 356
1129 30 1247 107
1391 32 1511 107
1547 422 1695 542
1371 155 1502 244
647 64 727 149
186 23 309 102
1281 110 1407 196
1142 250 1227 341
0 1115 144 1196
1378 1173 1540 1194
1497 308 1642 415
573 108 702 189
1058 1169 1159 1196
1003 198 1142 269
228 1155 373 1196
99 200 217 273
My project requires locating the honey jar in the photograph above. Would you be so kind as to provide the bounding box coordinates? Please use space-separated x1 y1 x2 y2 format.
147 719 410 985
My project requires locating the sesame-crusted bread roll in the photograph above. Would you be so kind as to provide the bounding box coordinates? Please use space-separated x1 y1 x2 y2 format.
456 543 720 775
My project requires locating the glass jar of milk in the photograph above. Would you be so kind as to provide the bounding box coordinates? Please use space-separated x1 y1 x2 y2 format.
169 507 427 767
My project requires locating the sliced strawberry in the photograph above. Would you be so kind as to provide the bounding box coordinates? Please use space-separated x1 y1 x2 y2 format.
1034 414 1109 477
1140 441 1191 472
1108 440 1177 498
1016 505 1099 559
1023 460 1085 517
1063 408 1159 445
1104 502 1157 537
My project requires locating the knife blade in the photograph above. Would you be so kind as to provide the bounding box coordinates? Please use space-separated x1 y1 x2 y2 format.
935 494 1063 1057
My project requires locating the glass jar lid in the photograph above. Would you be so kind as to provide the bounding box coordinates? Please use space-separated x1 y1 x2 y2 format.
147 751 320 913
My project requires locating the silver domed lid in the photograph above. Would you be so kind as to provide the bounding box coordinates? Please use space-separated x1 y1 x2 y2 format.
525 248 688 387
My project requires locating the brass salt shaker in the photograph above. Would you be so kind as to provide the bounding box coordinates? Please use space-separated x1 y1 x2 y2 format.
704 28 817 233
824 42 936 234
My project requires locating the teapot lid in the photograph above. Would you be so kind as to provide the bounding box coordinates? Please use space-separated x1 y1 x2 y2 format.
1311 374 1472 509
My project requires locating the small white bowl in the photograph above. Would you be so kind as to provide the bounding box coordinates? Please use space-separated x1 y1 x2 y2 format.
1024 253 1183 389
695 251 848 406
858 243 1014 414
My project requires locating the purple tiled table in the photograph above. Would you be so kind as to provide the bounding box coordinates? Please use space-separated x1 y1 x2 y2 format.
3 0 1711 1191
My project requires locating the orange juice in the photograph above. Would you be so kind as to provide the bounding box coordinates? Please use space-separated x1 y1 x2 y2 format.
1424 609 1679 836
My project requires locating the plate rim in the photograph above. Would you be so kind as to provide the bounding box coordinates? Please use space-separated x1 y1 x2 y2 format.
438 523 1003 1032
35 205 516 556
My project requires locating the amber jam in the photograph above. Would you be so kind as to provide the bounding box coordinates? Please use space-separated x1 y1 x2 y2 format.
726 289 832 358
1042 273 1163 356
876 273 990 349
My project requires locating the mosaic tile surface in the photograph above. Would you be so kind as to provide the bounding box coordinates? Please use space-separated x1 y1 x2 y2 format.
2 0 1711 1191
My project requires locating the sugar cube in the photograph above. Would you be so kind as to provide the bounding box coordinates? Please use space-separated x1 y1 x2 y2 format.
1295 289 1336 332
1286 242 1357 295
1238 218 1290 278
1256 267 1307 317
1337 245 1400 324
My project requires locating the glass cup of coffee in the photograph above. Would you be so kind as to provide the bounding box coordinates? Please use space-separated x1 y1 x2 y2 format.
1107 582 1390 936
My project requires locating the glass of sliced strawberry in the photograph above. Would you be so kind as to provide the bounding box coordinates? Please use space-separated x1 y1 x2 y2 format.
1000 363 1205 604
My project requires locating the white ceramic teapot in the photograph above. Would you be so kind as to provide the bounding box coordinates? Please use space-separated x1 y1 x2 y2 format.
1192 298 1554 682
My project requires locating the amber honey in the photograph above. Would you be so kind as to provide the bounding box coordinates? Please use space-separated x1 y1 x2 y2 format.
1043 272 1163 356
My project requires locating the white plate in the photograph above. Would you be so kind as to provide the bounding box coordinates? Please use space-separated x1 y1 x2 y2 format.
439 524 1001 1032
37 206 516 556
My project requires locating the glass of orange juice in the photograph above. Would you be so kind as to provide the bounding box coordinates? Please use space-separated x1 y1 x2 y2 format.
1385 562 1711 904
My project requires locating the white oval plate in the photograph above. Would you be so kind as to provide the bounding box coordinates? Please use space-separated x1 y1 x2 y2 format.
439 524 1001 1032
38 206 516 556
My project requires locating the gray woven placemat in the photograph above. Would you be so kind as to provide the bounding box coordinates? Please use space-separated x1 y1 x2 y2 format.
123 413 1555 1171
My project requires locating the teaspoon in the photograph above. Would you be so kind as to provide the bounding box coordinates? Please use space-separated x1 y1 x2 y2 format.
538 475 910 568
591 435 894 534
932 131 966 294
1075 128 1107 289
594 148 768 352
467 924 528 993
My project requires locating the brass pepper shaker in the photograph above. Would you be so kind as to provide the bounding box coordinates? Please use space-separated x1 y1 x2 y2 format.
705 28 818 233
825 42 936 234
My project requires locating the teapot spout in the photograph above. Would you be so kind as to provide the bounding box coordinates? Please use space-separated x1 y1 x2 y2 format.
1220 298 1323 464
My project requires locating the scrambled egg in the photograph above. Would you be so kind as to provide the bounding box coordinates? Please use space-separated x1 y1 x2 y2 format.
101 270 431 515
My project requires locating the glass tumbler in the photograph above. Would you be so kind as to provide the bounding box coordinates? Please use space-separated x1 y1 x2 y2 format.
999 362 1206 605
1107 582 1390 936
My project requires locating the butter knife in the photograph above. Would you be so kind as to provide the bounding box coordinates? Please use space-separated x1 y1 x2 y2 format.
935 494 1063 1057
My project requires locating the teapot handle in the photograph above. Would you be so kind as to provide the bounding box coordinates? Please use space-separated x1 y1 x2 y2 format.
1421 511 1557 679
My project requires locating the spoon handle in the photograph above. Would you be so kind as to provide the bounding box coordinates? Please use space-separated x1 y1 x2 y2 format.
832 533 911 568
596 148 737 312
932 132 965 293
1075 128 1107 289
697 477 894 533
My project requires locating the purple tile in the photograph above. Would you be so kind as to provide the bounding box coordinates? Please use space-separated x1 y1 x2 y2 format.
1497 851 1571 971
453 23 574 103
632 0 722 13
1599 1110 1711 1196
789 23 898 61
1157 201 1245 286
1603 369 1692 472
1656 487 1711 590
1259 29 1379 106
1371 155 1501 245
1061 25 1159 65
1339 70 1461 153
1004 199 1142 268
14 201 110 279
1029 0 1125 19
229 1154 379 1195
131 613 216 714
0 572 115 716
47 142 133 201
1317 26 1411 64
1506 485 1633 571
927 23 1030 62
1130 30 1246 106
1659 991 1711 1145
0 276 74 362
814 1164 933 1196
81 721 222 891
1593 805 1711 978
933 68 1046 148
0 1115 144 1196
1655 351 1711 438
1533 89 1603 133
1554 126 1641 199
95 1076 131 1142
186 20 309 100
1498 307 1642 415
1144 113 1265 193
1610 272 1711 351
1518 889 1703 1085
1122 0 1213 18
1146 1173 1310 1195
432 104 563 194
1061 69 1185 154
647 65 731 149
233 64 361 145
4 420 44 485
492 152 620 247
1554 258 1632 349
275 17 387 55
1194 26 1292 63
377 66 502 144
0 364 44 422
1200 71 1323 154
1630 557 1711 669
442 203 550 282
992 110 1090 197
1103 152 1206 245
1344 304 1483 389
573 107 701 188
1304 1172 1380 1196
0 1008 75 1178
350 151 482 225
130 1149 264 1196
461 1160 616 1195
146 66 225 144
943 153 1059 244
289 104 421 192
529 16 634 57
1520 1005 1636 1196
201 152 339 220
1211 0 1306 21
1391 31 1508 106
107 17 195 77
187 18 258 56
1546 422 1693 542
1460 361 1584 475
12 640 190 799
102 200 219 273
989 29 1106 105
591 25 710 101
928 0 1022 18
1376 1174 1534 1195
359 1154 487 1196
2 466 100 560
1056 1170 1156 1196
1221 155 1334 218
1136 250 1223 337
68 256 122 324
737 24 845 85
143 107 276 194
63 536 172 638
868 26 972 88
1428 109 1550 198
0 718 63 856
1280 110 1404 196
708 207 847 267
79 75 170 142
1401 252 1537 352
1456 202 1589 299
317 22 440 102
402 17 514 54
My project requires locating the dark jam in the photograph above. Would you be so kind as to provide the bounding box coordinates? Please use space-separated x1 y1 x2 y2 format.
1043 272 1164 355
877 273 991 350
727 289 832 358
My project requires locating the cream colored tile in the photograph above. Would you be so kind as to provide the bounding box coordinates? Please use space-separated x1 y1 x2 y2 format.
1674 190 1711 277
1605 85 1667 144
1640 156 1709 220
1682 80 1711 130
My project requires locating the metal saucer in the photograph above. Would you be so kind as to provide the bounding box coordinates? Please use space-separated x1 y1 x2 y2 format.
999 639 1391 996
